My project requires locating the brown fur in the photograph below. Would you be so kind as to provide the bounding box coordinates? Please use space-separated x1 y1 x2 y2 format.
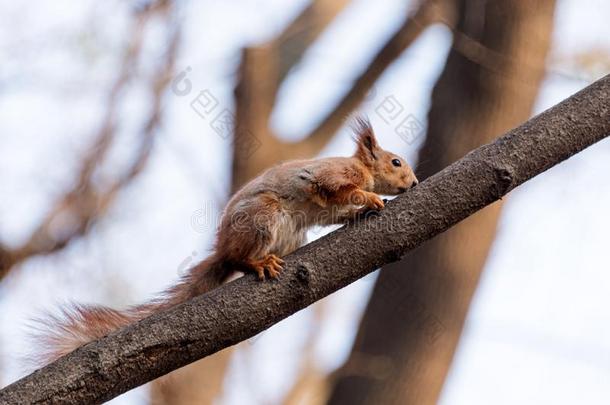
34 117 418 365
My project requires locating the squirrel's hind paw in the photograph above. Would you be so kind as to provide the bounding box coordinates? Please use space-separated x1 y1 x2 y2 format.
249 254 285 280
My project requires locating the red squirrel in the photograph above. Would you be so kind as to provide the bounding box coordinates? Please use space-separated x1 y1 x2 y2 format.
36 117 418 364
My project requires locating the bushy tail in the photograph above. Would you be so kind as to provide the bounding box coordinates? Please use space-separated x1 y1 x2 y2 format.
33 255 228 366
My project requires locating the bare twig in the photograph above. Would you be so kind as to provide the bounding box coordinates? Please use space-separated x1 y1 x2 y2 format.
0 2 178 280
96 21 181 213
1 74 608 404
288 0 447 157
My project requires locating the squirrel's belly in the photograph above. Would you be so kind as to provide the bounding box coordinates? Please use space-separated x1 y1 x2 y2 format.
269 212 307 257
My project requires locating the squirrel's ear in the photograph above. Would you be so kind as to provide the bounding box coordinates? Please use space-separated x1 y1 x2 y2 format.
352 116 379 165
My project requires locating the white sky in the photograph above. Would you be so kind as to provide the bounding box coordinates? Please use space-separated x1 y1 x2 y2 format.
0 0 609 404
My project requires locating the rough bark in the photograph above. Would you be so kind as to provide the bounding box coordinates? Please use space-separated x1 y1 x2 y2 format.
0 73 608 404
327 1 557 404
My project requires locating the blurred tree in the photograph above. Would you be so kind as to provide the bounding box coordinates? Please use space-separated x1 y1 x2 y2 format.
149 0 446 403
327 1 556 404
0 0 177 282
150 1 352 403
2 0 572 403
0 0 179 394
6 69 609 402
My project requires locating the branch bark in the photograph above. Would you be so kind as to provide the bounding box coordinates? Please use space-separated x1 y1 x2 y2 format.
1 74 608 404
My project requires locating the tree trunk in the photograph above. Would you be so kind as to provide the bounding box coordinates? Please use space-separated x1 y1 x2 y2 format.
327 1 556 404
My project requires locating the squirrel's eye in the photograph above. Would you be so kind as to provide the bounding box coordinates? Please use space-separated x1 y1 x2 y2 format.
391 158 402 167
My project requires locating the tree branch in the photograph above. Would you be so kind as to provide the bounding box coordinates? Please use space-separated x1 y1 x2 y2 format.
274 0 351 87
0 2 177 281
288 0 447 157
1 74 609 404
231 0 350 192
231 0 444 190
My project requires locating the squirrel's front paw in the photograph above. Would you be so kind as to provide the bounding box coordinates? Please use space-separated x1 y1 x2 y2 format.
365 192 385 210
351 190 385 210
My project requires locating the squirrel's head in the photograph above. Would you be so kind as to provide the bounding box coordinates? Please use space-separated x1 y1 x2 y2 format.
353 117 418 195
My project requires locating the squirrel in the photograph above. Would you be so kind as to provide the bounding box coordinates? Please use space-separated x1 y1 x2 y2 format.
35 117 418 365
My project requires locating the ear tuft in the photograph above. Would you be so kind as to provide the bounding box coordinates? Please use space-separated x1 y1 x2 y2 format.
352 116 379 164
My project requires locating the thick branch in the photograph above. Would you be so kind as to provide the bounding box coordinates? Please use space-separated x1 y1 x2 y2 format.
274 0 351 86
1 75 609 404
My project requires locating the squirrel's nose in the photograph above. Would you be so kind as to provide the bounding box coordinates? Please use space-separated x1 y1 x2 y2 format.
410 179 419 189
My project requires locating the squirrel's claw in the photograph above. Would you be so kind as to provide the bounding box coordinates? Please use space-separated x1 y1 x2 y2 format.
265 254 284 279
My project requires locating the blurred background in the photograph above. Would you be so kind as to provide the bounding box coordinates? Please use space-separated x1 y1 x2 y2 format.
1 0 609 404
